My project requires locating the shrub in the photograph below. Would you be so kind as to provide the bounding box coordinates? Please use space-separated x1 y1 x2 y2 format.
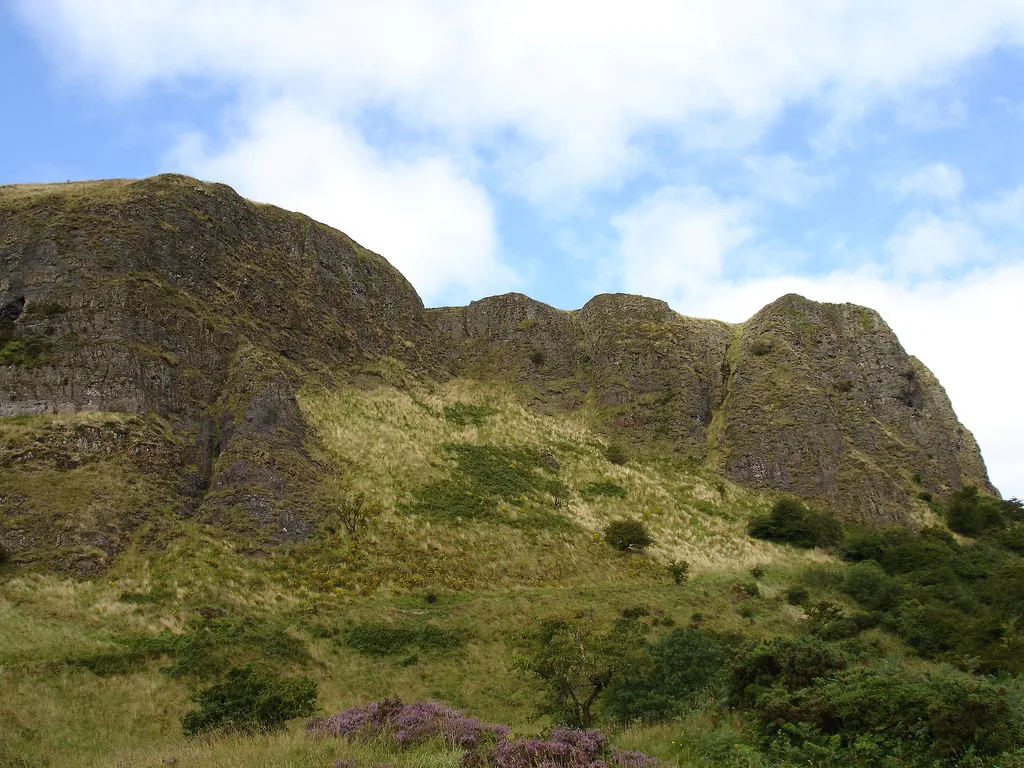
604 443 629 466
730 636 848 707
0 544 9 567
947 485 1007 537
749 499 842 548
181 665 317 735
667 559 690 585
404 442 569 530
166 617 310 679
841 560 900 611
606 628 727 723
753 665 1024 762
529 349 545 366
603 520 653 552
311 701 659 768
785 586 809 606
750 565 766 580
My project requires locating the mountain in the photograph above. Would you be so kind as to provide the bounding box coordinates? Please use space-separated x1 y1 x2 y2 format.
0 174 994 570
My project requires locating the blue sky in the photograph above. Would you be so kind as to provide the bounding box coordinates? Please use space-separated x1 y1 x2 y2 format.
2 1 1023 497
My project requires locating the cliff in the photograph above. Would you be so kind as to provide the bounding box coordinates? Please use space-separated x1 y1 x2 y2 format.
0 176 995 569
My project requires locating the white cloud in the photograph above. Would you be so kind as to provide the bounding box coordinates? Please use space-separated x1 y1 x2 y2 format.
885 211 991 279
975 185 1024 227
17 0 1024 199
613 187 752 302
170 102 515 305
894 162 964 201
743 154 833 206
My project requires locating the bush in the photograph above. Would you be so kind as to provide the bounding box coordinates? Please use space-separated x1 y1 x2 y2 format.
730 636 848 707
166 617 310 679
753 665 1024 762
841 560 901 611
667 559 690 585
785 586 809 606
0 544 9 567
748 499 842 548
947 485 1010 537
606 628 727 723
604 520 654 552
180 665 317 735
443 403 493 427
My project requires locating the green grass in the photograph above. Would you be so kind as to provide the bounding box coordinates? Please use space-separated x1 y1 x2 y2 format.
0 377 850 766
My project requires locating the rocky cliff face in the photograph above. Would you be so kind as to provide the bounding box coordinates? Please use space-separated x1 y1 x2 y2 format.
721 294 993 523
0 175 435 568
0 175 995 568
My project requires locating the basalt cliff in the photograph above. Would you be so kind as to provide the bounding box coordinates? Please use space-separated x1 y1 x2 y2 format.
0 175 994 570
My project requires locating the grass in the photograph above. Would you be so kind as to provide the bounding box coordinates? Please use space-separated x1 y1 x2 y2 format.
0 559 820 767
0 376 846 766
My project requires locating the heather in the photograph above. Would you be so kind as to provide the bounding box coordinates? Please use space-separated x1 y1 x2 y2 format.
310 698 659 768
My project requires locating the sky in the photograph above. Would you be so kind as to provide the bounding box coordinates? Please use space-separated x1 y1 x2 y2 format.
1 1 1023 498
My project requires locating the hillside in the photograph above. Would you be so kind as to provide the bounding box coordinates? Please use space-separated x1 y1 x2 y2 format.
0 175 993 572
1 175 1022 768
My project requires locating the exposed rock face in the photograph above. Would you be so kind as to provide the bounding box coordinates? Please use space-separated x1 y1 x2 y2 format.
0 175 435 565
0 175 996 567
721 294 994 523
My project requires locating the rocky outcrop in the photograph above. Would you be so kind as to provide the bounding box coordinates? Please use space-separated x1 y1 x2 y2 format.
721 294 994 523
0 175 436 565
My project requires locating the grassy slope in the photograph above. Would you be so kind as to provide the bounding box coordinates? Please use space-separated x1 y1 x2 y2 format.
1 377 845 767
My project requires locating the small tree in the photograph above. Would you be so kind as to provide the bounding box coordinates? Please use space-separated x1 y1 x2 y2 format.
604 520 654 552
336 492 381 535
667 559 690 585
517 613 648 727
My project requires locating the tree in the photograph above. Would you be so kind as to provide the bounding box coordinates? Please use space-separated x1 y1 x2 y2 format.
517 613 648 727
604 520 654 552
748 498 842 548
667 559 690 584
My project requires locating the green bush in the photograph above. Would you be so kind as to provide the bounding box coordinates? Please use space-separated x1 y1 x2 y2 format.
166 617 309 679
607 628 727 723
784 585 809 606
404 442 569 530
748 499 842 548
604 519 654 552
753 665 1024 763
730 636 848 707
667 559 690 585
841 560 901 611
0 544 9 567
180 665 317 735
